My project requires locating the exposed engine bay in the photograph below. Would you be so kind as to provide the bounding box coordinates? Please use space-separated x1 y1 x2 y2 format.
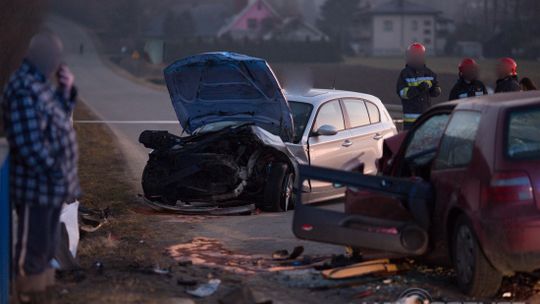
139 123 296 215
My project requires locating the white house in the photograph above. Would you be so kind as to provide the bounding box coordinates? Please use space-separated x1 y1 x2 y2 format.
370 0 440 56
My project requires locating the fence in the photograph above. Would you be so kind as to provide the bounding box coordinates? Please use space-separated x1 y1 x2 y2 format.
0 139 9 304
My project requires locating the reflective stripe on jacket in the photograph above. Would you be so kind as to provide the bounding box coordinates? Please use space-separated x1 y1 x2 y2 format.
396 65 441 119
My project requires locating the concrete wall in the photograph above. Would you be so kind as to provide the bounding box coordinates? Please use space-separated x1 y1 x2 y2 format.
372 14 436 56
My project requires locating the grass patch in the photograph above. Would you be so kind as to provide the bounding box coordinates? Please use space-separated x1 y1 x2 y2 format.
55 101 187 303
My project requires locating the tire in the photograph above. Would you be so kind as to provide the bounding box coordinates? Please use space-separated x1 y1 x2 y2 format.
452 215 503 297
262 162 294 212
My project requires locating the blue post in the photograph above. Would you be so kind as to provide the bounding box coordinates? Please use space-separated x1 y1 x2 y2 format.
0 139 10 304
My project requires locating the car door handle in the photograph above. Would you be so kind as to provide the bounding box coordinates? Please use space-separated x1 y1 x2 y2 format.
342 140 353 147
373 133 383 140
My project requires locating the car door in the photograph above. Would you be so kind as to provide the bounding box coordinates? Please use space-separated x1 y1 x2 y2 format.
293 110 453 256
307 99 352 198
341 98 392 175
429 111 483 251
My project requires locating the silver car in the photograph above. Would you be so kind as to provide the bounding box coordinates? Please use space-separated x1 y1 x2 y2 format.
139 53 397 214
285 89 397 204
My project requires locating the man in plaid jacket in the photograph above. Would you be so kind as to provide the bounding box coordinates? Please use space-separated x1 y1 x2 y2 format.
2 30 80 301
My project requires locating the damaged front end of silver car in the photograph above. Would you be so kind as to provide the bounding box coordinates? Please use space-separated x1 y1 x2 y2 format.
139 123 297 215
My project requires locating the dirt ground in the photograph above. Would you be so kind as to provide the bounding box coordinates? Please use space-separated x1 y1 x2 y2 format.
51 101 540 304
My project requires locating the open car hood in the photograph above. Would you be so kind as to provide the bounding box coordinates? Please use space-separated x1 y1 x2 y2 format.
164 52 294 142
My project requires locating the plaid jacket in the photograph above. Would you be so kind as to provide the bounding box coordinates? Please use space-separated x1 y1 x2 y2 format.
2 59 80 206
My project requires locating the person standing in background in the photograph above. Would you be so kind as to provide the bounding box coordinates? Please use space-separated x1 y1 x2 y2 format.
2 30 80 303
495 57 521 93
396 43 441 130
520 77 538 91
449 58 487 101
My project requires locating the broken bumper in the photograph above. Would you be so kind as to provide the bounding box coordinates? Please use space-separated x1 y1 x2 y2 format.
139 124 296 213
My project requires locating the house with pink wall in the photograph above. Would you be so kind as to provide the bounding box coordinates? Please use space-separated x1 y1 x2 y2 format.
218 0 281 39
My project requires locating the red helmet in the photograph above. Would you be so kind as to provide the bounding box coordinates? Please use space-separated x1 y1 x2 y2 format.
499 57 518 76
458 58 478 73
407 42 426 55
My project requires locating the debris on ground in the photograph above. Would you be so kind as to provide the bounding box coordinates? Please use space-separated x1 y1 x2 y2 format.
79 206 110 233
271 246 304 261
170 238 329 274
152 265 171 275
322 259 399 280
186 279 221 298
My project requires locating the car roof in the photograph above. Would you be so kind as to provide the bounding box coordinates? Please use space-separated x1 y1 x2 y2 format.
284 88 382 107
433 91 540 112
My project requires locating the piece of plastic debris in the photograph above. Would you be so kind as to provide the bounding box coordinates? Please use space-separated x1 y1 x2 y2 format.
502 292 512 298
61 201 80 257
272 250 289 260
94 261 104 275
272 246 304 261
383 279 393 284
153 266 170 275
186 279 221 298
322 259 398 280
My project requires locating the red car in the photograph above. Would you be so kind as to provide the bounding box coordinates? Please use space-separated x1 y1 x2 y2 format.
293 91 540 297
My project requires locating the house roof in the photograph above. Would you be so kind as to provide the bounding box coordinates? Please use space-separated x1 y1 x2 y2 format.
218 0 281 36
371 0 440 15
264 17 328 40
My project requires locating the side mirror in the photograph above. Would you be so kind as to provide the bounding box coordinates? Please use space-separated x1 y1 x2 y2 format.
313 125 338 137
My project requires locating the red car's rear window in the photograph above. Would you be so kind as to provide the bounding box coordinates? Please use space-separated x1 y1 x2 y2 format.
507 106 540 160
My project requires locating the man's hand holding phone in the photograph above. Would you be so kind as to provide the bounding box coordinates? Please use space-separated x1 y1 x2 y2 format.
56 64 75 100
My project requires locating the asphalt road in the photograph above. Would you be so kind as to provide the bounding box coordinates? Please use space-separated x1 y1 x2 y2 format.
48 16 343 257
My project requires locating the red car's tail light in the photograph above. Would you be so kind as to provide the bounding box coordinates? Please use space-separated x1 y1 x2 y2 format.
488 171 534 204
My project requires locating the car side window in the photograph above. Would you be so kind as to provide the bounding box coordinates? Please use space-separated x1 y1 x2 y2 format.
366 101 381 124
405 114 451 166
434 111 481 170
313 100 345 131
343 99 370 128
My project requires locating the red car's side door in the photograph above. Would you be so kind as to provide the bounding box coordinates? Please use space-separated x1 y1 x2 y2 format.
429 110 483 253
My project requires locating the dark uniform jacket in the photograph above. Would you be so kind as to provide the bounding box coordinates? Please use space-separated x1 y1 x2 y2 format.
495 76 521 93
449 78 488 101
396 65 441 124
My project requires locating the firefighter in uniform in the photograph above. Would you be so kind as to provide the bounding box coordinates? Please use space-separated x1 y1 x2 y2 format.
449 58 487 101
396 43 441 130
495 57 521 93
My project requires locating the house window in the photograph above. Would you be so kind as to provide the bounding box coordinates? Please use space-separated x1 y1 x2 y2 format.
424 38 432 44
247 18 258 29
424 19 432 26
384 20 394 32
411 20 418 31
424 29 432 35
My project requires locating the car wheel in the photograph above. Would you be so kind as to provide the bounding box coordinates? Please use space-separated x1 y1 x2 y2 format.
452 215 503 297
263 162 294 212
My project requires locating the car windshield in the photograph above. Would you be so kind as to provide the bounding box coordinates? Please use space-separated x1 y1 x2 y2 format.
289 101 313 143
507 106 540 160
